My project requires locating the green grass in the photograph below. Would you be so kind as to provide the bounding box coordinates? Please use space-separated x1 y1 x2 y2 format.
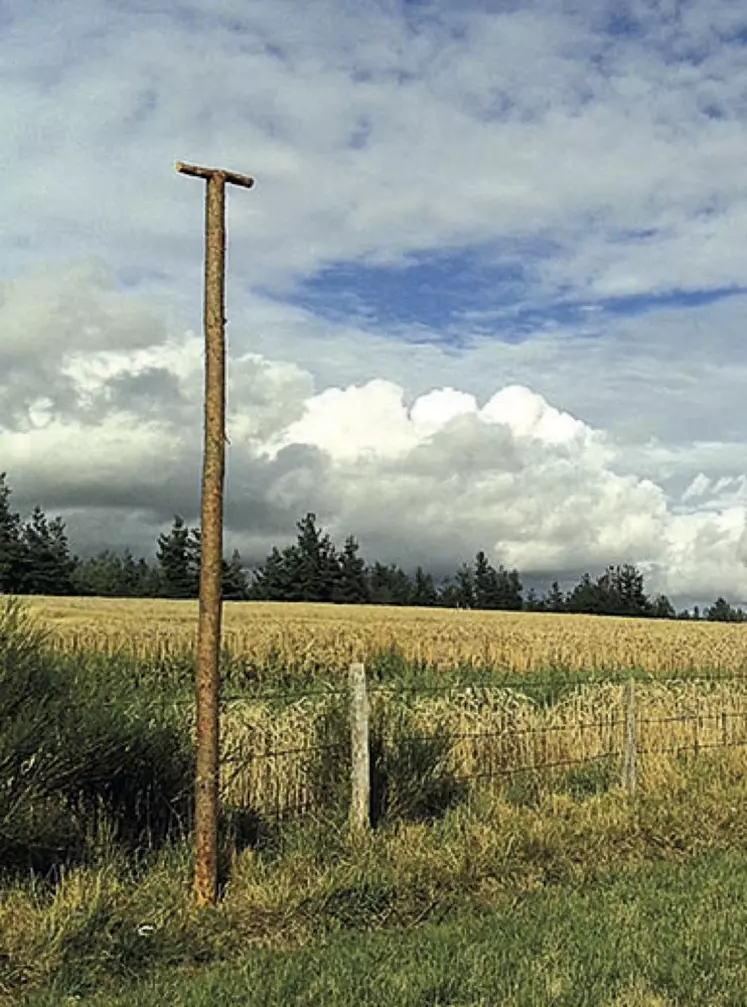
18 844 747 1006
5 750 747 1005
5 596 747 1005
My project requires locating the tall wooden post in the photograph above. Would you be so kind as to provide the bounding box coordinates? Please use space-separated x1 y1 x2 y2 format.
176 161 255 906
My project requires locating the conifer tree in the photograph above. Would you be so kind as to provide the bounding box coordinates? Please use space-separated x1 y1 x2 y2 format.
156 516 193 598
544 581 566 613
0 473 24 594
333 536 370 604
293 513 340 602
248 546 294 600
221 549 248 601
22 507 76 595
412 565 438 607
455 562 475 609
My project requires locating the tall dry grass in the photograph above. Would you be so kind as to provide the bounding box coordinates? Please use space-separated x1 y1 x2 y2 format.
216 679 747 818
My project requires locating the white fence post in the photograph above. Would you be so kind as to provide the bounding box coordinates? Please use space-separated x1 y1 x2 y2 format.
349 661 370 832
622 676 637 794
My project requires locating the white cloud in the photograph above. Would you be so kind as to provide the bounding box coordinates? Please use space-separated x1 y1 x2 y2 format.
410 387 477 435
1 264 746 605
4 3 747 605
682 473 712 502
3 0 747 297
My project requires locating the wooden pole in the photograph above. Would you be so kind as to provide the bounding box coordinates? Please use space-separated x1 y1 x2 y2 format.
176 160 255 907
349 662 370 833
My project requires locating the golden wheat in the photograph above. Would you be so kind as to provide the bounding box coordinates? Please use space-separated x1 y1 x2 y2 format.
21 596 747 675
213 680 747 816
21 596 747 817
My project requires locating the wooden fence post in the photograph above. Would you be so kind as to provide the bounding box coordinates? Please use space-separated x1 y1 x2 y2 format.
349 662 370 832
622 676 637 794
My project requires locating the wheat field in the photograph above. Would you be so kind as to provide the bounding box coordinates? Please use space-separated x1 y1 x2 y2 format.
216 677 747 814
19 596 747 816
20 595 747 675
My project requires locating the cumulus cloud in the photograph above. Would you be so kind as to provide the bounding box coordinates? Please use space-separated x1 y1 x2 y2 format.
4 0 747 299
1 264 745 606
4 2 747 606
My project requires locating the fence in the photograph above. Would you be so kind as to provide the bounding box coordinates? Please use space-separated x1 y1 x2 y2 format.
211 664 747 829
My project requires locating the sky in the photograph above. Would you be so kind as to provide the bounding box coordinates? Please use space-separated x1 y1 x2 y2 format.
3 0 747 607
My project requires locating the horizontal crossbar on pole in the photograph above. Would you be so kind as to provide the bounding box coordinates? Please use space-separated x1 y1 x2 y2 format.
175 161 255 189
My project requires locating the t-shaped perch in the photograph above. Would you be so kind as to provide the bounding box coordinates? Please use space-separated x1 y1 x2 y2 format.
176 160 255 908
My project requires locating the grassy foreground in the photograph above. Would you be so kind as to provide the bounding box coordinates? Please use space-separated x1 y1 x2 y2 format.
5 597 747 1004
5 748 747 1005
19 845 747 1006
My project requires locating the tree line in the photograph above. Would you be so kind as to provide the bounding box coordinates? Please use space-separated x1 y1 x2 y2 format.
1 471 745 621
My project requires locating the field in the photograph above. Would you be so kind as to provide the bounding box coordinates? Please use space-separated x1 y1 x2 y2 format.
22 595 747 675
21 596 747 819
6 596 747 1003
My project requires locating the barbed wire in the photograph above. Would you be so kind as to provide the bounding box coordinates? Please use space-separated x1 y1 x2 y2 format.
453 749 622 783
221 741 347 765
108 670 747 713
638 711 747 726
94 668 747 829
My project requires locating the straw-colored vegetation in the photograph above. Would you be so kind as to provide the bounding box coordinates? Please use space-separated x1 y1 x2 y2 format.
22 595 747 675
22 596 747 819
6 753 747 1003
217 679 747 816
6 597 747 1002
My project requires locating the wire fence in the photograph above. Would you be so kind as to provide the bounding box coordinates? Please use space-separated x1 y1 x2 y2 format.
201 666 747 826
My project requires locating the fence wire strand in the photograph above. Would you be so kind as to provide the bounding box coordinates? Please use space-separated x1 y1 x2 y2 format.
170 670 747 825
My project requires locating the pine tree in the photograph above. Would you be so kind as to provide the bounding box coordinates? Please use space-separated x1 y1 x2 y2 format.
248 546 295 600
0 473 24 594
705 597 742 622
20 507 76 595
474 551 499 609
136 556 161 597
387 564 413 605
594 568 617 614
333 536 370 604
293 513 340 602
412 565 437 607
367 561 393 605
499 568 523 610
436 578 461 608
613 564 650 617
366 562 412 605
650 593 676 619
21 506 56 594
52 518 76 592
71 551 123 597
221 549 248 601
544 581 566 613
455 563 475 609
119 549 140 597
567 573 605 614
156 516 193 598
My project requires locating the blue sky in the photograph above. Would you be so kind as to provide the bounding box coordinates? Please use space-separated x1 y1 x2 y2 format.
3 0 747 605
283 249 747 337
